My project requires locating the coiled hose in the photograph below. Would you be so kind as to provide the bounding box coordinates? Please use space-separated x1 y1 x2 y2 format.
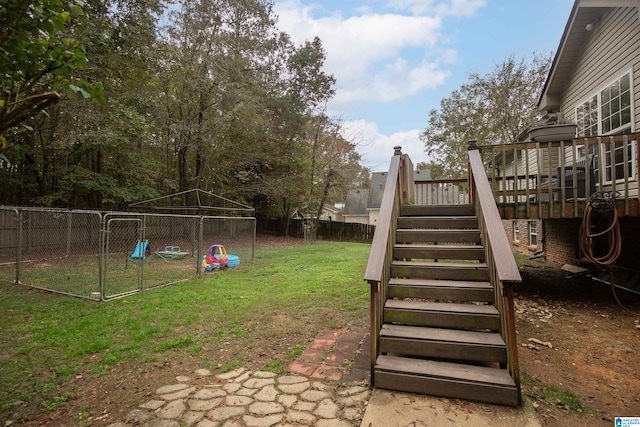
579 191 622 269
579 192 639 314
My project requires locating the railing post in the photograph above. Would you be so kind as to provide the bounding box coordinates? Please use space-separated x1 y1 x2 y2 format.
468 140 478 208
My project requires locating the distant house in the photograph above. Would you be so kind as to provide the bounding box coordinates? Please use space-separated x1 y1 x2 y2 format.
342 169 432 225
367 172 388 225
342 188 370 224
502 0 640 268
320 204 343 222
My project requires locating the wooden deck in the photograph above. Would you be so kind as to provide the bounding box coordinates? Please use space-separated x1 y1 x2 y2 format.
415 134 640 220
497 198 640 219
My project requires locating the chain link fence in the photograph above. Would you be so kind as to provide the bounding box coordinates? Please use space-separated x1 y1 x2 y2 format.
0 207 255 301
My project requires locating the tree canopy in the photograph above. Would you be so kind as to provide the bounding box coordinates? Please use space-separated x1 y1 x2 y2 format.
420 53 551 178
0 0 368 224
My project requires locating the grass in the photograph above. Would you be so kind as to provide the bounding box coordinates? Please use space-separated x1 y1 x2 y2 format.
522 372 587 415
0 240 370 423
3 246 256 300
512 251 555 269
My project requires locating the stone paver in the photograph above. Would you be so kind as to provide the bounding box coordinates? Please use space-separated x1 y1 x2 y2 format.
106 366 370 427
101 328 540 427
105 330 372 427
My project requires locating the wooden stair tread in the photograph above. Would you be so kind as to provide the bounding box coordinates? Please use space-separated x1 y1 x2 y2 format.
395 243 483 250
401 205 475 216
392 260 487 269
396 229 481 244
398 216 476 220
385 299 498 315
380 324 505 347
396 229 481 240
389 278 492 290
376 355 516 388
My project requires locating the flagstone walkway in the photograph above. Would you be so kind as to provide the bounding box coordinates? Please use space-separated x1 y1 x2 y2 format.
106 330 371 427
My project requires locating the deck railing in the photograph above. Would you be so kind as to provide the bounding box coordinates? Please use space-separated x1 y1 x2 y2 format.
475 133 639 218
468 146 522 403
364 148 414 384
414 178 470 205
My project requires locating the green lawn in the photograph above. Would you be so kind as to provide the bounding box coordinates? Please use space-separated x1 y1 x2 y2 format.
0 240 371 423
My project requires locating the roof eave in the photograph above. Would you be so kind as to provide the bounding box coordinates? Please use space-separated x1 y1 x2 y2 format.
538 0 640 111
537 0 581 111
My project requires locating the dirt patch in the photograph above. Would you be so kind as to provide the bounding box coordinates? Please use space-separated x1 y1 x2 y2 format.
254 234 305 248
515 259 640 426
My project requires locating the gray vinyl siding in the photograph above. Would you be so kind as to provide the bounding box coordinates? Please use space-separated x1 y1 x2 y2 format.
558 6 639 196
560 7 640 132
528 143 559 177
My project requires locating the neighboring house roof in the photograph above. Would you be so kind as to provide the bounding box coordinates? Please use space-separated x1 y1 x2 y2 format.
322 204 341 214
367 172 387 209
343 169 431 214
414 169 431 181
342 189 369 216
538 0 640 112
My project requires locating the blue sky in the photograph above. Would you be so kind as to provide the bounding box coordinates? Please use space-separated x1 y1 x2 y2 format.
272 0 575 170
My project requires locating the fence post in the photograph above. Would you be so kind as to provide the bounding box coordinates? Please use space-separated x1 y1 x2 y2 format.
198 217 204 277
15 209 22 285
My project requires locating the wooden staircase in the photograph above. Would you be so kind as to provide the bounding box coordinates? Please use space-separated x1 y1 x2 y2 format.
373 204 520 407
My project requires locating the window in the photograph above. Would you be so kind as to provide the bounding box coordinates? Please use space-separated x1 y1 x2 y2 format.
575 72 633 137
576 95 598 137
601 73 631 134
528 221 538 247
513 221 519 242
604 139 636 182
574 71 635 184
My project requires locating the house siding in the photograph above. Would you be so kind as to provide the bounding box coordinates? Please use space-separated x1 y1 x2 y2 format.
343 215 368 224
560 7 640 130
558 6 639 197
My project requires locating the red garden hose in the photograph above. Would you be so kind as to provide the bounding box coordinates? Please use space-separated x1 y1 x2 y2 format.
579 192 639 314
579 192 622 269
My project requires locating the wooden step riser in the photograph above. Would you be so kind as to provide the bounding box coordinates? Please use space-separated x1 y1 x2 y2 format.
374 371 519 407
384 310 500 331
379 337 507 364
394 247 485 261
391 266 489 281
396 230 481 244
397 217 478 229
388 284 494 303
401 205 475 217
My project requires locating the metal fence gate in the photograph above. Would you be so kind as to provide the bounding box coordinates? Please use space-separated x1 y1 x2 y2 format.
0 207 255 301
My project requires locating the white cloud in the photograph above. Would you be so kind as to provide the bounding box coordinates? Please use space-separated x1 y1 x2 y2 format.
385 0 487 17
445 0 487 17
273 1 450 108
335 58 450 104
341 120 429 171
272 0 485 171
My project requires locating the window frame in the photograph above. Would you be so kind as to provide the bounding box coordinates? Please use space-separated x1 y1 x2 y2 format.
528 221 538 247
576 94 598 138
600 72 632 135
574 70 636 184
602 138 637 184
513 220 519 242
